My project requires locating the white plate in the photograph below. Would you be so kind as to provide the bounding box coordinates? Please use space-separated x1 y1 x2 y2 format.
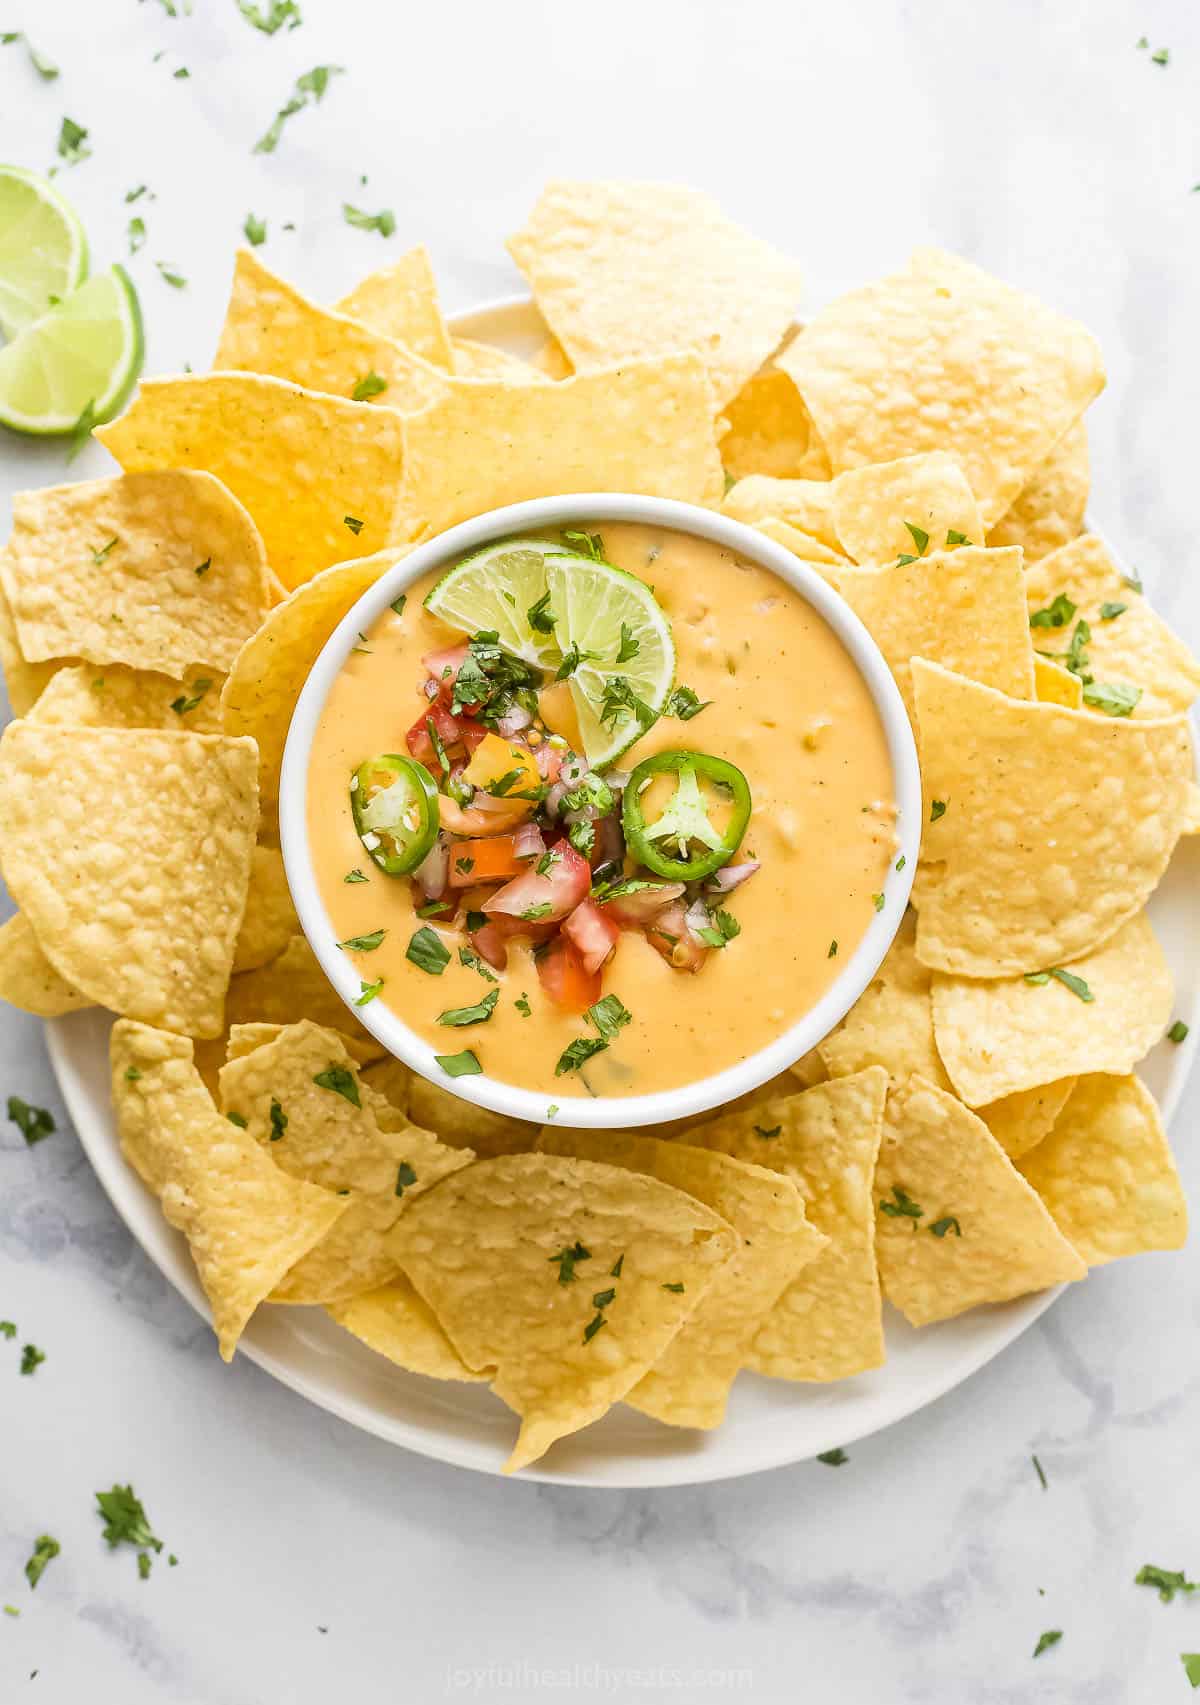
47 297 1200 1487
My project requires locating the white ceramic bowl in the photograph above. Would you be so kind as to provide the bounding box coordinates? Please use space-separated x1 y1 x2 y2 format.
279 492 922 1129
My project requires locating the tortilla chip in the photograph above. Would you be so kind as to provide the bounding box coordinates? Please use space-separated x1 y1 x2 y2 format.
829 547 1034 722
819 910 948 1089
931 912 1172 1106
333 245 454 369
721 476 840 553
394 357 724 542
911 658 1192 975
28 663 225 732
528 333 573 380
218 1021 471 1304
408 1072 538 1160
386 1151 736 1471
0 577 58 716
778 249 1104 526
1034 655 1083 707
215 249 448 413
875 1075 1085 1325
508 180 803 407
450 338 549 383
684 1069 888 1381
1183 780 1200 834
0 723 257 1037
720 362 831 481
111 1019 346 1358
96 374 407 590
989 421 1089 562
828 452 985 566
976 1078 1078 1162
751 517 849 569
327 1278 486 1381
0 912 93 1017
231 846 299 973
220 549 401 815
1026 534 1200 718
539 1128 823 1429
223 934 382 1055
2 472 269 679
1018 1074 1187 1265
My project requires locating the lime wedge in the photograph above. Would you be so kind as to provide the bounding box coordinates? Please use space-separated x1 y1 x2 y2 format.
547 555 674 768
0 265 143 436
424 538 571 669
0 165 89 339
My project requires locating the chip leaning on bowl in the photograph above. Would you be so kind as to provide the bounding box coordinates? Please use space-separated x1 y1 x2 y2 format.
0 177 1192 1472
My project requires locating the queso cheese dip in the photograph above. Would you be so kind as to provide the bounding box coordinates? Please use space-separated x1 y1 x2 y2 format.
307 522 896 1101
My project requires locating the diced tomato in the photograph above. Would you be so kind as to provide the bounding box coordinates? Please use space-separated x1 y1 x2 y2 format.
447 834 527 888
437 794 532 837
599 880 685 926
422 642 469 706
645 900 707 973
483 840 591 924
407 702 462 768
562 899 620 975
458 719 489 755
468 918 510 972
536 935 601 1014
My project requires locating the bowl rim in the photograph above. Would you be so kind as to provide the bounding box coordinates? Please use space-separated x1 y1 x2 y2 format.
278 492 922 1129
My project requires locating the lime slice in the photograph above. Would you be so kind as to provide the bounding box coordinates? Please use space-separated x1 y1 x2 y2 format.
0 265 143 436
0 165 89 339
424 538 570 669
547 556 674 768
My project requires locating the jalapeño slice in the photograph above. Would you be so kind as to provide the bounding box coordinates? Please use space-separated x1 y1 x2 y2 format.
350 753 439 876
621 749 751 881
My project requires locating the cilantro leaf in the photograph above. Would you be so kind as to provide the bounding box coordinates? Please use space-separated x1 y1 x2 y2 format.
312 1064 360 1107
343 203 396 237
243 212 267 247
586 994 632 1041
930 799 947 822
903 521 929 555
7 1097 54 1146
354 977 384 1007
155 262 187 289
237 0 303 32
1099 601 1127 621
56 116 90 166
337 927 385 952
268 1099 287 1142
254 65 343 154
665 684 711 722
169 678 213 716
1033 1631 1062 1658
435 1050 481 1078
696 909 741 950
24 1536 59 1590
406 926 450 975
880 1185 923 1223
816 1448 848 1466
555 1037 609 1076
526 590 557 634
945 529 971 547
928 1216 962 1238
561 529 603 560
459 946 498 983
343 867 368 884
599 674 657 734
1168 1020 1189 1043
394 1161 417 1199
20 1344 45 1375
1135 1564 1198 1603
1030 593 1077 630
436 987 500 1028
95 1485 162 1561
1082 679 1142 717
549 1240 590 1284
615 622 639 663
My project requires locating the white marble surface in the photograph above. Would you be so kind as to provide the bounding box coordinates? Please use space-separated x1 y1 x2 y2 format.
2 1 1199 1699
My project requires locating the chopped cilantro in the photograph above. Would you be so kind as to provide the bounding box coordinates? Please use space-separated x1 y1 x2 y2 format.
591 1287 616 1309
945 529 971 547
554 640 596 681
903 521 930 555
1082 680 1142 717
555 1037 609 1076
665 684 711 721
343 515 364 535
254 65 343 153
828 939 838 958
436 987 500 1028
0 1322 14 1339
406 926 450 975
754 1124 781 1140
435 1050 481 1078
156 262 187 289
354 977 384 1007
24 1536 59 1590
582 1313 607 1343
895 854 906 872
526 590 557 634
610 1254 624 1277
561 529 603 560
416 899 451 918
343 203 396 237
127 213 147 253
7 1096 54 1146
394 1161 417 1199
337 927 385 952
549 1241 590 1284
237 0 303 32
1033 1631 1062 1658
1135 1564 1198 1603
1024 967 1094 1002
56 116 91 165
521 902 553 922
391 594 407 617
615 622 640 663
194 557 211 576
1030 593 1077 631
586 994 632 1041
20 1344 45 1375
1182 1654 1200 1688
928 1216 961 1238
1099 601 1127 621
343 867 368 884
268 1099 287 1142
169 678 213 716
1033 1455 1047 1490
872 892 885 912
930 799 946 822
95 1485 163 1572
515 993 532 1016
816 1448 848 1466
662 1281 685 1293
696 909 741 950
879 1185 923 1223
226 1111 248 1128
1168 1020 1189 1043
599 674 657 734
243 212 267 247
568 819 595 858
1 33 58 78
312 1064 360 1107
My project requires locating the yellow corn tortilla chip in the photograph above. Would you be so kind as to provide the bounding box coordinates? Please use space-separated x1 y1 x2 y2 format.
408 1072 538 1159
387 1151 736 1472
2 472 270 678
220 548 401 816
231 846 299 974
327 1278 486 1381
28 663 225 732
1018 1074 1187 1265
911 658 1192 975
332 245 454 370
0 723 257 1037
528 333 573 381
721 476 840 553
394 357 724 542
111 1019 347 1358
96 374 406 591
196 1016 382 1102
931 912 1172 1106
1183 780 1200 834
989 421 1089 562
450 338 550 382
750 517 848 569
778 248 1104 526
223 934 382 1055
0 911 93 1017
976 1078 1078 1162
1026 534 1200 718
0 576 58 715
508 180 803 408
683 1069 888 1382
539 1127 823 1430
1034 655 1083 707
828 452 985 566
829 547 1034 723
875 1075 1085 1325
215 249 448 413
720 362 831 482
218 1021 471 1305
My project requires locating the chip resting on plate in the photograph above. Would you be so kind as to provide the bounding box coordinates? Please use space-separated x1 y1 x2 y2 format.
988 421 1089 561
218 1020 472 1304
1025 533 1200 718
1 472 270 679
507 180 804 407
1018 1074 1188 1265
231 846 299 974
719 360 831 482
215 248 449 412
327 1277 486 1382
828 451 984 566
222 934 382 1053
539 1127 824 1429
683 1068 888 1381
394 356 724 541
911 658 1192 975
931 911 1173 1106
778 248 1104 526
96 374 407 590
333 245 454 369
28 663 225 732
386 1151 737 1471
0 723 257 1037
0 579 57 716
111 1020 348 1359
0 912 93 1018
875 1075 1086 1325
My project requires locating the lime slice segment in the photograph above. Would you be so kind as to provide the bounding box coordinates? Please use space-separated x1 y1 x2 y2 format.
547 556 675 768
0 165 89 339
423 538 571 669
0 264 143 436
